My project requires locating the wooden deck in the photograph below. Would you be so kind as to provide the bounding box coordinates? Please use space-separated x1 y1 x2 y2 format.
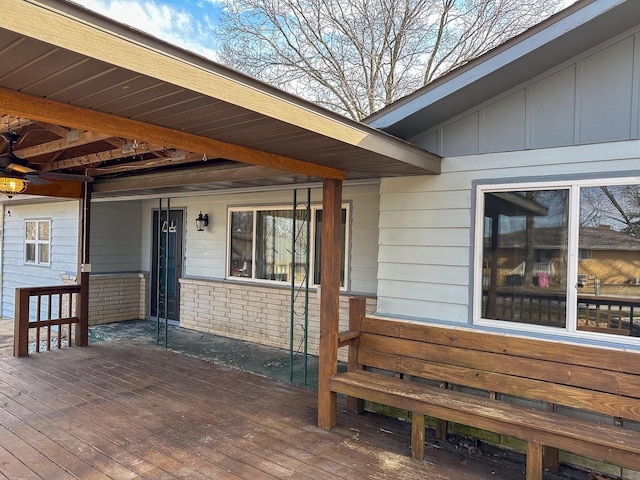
0 342 533 479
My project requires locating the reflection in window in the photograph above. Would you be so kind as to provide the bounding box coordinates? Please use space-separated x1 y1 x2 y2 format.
477 182 640 338
482 190 568 328
25 219 51 265
578 185 640 336
229 211 254 278
228 206 348 286
255 209 308 282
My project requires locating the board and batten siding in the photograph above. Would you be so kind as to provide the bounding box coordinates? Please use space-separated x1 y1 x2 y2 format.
1 201 79 318
377 140 640 322
415 26 640 156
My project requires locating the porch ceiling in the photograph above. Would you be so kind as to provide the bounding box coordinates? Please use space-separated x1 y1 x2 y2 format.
0 0 441 200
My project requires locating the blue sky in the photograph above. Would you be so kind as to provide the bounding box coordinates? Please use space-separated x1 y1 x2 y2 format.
74 0 223 60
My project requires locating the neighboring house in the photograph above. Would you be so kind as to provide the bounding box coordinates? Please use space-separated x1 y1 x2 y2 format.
490 224 640 287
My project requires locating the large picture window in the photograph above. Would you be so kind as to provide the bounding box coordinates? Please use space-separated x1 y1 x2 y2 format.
475 179 640 340
228 205 348 287
25 219 51 266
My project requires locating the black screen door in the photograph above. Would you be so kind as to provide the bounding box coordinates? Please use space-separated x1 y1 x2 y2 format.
151 209 183 321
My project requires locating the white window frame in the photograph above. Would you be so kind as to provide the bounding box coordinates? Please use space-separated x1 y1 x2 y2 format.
473 176 640 345
24 219 51 266
226 204 350 289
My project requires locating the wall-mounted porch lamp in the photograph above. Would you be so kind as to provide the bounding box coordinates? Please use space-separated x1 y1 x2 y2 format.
195 211 209 231
0 173 29 198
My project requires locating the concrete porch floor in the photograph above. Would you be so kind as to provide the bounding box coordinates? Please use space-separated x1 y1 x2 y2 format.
89 319 324 388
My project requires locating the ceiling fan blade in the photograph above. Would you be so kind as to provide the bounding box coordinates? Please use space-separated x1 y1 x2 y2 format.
6 162 37 174
24 174 50 186
37 172 94 183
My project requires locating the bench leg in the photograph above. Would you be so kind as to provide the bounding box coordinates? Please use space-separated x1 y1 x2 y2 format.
526 442 543 480
411 413 425 460
543 446 559 473
346 396 365 415
435 419 448 441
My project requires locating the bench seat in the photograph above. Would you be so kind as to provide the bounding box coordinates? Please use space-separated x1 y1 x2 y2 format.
324 299 640 480
331 369 640 472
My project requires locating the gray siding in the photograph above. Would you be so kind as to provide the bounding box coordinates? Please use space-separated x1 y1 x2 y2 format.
416 28 640 156
90 201 144 273
378 22 640 322
2 201 79 317
377 141 640 322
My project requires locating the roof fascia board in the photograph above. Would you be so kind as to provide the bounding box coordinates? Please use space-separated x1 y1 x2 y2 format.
4 0 440 173
366 0 625 130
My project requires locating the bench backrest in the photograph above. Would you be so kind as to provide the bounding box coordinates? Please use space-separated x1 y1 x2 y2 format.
355 316 640 424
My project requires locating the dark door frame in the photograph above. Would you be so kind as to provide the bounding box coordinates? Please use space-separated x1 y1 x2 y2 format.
150 206 185 323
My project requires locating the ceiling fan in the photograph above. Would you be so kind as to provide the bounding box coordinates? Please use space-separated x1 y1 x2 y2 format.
0 131 94 189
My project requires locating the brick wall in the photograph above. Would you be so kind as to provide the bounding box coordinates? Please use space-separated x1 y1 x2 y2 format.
62 273 148 325
179 277 376 357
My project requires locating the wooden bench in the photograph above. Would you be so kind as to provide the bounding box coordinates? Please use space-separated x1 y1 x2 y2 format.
329 298 640 480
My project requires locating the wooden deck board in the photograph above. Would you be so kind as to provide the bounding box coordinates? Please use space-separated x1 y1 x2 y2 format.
0 342 533 479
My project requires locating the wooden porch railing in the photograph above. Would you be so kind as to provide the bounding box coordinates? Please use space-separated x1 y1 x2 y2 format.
578 294 638 335
484 289 639 336
14 284 88 357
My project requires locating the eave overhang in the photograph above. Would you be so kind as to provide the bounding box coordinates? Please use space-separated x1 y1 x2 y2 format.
0 0 442 200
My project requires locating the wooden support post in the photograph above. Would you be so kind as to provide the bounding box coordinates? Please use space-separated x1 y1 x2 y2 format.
75 184 91 347
13 288 29 357
526 442 543 480
346 296 366 414
317 178 343 430
411 413 426 460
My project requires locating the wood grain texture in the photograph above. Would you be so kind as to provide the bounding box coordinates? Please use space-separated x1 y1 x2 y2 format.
317 179 343 429
332 310 640 478
0 341 520 480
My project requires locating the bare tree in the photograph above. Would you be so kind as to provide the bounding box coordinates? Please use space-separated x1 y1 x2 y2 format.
581 185 640 237
218 0 564 120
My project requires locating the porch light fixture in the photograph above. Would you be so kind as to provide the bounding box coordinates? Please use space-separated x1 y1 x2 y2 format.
195 211 209 231
0 172 29 198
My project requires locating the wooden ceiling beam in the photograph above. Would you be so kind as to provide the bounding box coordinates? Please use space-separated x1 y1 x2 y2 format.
87 150 206 176
15 131 113 159
0 88 346 181
92 164 289 194
23 179 83 199
0 116 33 134
33 122 71 139
42 143 166 172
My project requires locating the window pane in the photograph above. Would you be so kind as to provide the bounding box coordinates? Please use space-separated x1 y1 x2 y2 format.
578 185 640 336
230 211 253 277
25 221 36 240
482 190 568 328
25 244 35 263
38 221 50 241
313 209 347 286
39 244 50 264
255 209 305 282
